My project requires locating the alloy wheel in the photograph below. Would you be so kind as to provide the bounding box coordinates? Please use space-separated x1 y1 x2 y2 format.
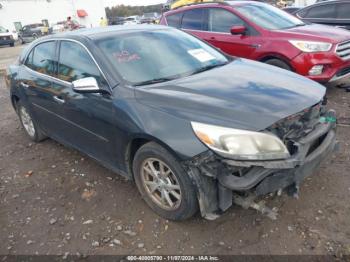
20 107 35 138
140 158 182 210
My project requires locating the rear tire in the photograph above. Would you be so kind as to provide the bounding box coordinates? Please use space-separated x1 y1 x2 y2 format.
10 43 14 47
17 101 47 142
133 142 198 220
264 58 292 71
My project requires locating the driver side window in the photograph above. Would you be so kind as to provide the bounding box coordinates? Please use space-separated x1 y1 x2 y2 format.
57 41 107 87
209 8 244 33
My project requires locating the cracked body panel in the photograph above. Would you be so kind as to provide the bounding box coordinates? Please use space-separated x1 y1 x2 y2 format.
184 108 338 219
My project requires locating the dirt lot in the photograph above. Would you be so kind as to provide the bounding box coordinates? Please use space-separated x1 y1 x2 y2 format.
0 52 350 257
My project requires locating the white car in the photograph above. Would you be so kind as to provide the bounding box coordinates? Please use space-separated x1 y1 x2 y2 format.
123 16 141 25
0 26 15 47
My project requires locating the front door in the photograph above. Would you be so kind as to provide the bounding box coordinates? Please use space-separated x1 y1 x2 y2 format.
53 40 118 167
202 8 259 58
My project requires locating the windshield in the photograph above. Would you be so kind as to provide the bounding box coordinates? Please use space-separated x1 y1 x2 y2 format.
235 4 305 30
0 26 7 33
96 29 229 85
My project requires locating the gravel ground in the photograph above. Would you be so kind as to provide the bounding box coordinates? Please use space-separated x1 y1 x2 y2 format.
0 76 350 257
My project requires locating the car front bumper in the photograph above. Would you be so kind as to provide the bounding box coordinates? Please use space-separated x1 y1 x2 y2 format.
291 51 350 85
328 67 350 87
186 111 338 219
218 120 337 195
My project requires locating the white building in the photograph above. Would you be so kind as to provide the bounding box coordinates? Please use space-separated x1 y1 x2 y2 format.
0 0 107 31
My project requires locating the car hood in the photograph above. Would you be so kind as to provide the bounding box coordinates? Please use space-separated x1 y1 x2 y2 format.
135 58 326 131
274 24 350 43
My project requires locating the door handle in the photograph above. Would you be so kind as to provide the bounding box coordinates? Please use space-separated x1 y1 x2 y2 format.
20 82 29 89
53 95 65 104
210 36 216 40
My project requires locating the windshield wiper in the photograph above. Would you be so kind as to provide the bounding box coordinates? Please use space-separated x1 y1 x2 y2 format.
134 77 177 86
189 62 228 76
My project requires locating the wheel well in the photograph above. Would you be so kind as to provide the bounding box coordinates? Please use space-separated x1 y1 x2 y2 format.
11 95 20 111
259 55 294 71
126 138 151 178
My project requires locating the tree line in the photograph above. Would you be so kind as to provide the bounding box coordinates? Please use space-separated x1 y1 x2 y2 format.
105 4 164 18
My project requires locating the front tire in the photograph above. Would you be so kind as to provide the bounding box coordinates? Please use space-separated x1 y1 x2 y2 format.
264 58 292 71
17 101 47 142
133 142 198 220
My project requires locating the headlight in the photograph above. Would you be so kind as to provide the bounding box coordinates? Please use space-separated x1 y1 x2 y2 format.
289 40 332 52
191 122 290 160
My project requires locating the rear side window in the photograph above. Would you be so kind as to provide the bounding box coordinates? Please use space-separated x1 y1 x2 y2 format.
305 4 336 18
337 3 350 19
209 8 244 33
166 12 182 28
182 9 206 30
25 41 56 76
58 41 106 86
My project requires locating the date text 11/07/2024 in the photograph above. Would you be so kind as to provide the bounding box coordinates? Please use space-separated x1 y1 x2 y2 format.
126 255 220 261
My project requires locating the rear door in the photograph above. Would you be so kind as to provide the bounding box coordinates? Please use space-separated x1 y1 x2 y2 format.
181 8 209 41
19 40 66 137
203 7 259 58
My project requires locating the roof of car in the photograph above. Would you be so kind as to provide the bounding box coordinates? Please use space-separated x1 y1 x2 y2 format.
164 1 265 14
42 24 170 40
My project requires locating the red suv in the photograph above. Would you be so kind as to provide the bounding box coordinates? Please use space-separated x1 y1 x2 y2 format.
160 1 350 86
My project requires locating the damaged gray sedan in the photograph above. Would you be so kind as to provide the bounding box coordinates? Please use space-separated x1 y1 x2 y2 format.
8 26 337 220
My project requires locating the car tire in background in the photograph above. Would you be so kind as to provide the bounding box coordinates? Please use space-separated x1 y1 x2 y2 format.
264 58 292 71
133 142 199 220
17 101 47 142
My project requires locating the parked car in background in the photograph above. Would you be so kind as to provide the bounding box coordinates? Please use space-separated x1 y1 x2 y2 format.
160 1 350 86
6 25 337 220
123 16 141 25
51 21 65 34
141 12 160 24
108 16 125 25
19 23 52 44
282 7 301 15
51 20 85 34
296 0 350 30
0 26 15 47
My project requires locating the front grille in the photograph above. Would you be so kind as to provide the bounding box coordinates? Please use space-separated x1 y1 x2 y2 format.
267 102 325 142
336 40 350 61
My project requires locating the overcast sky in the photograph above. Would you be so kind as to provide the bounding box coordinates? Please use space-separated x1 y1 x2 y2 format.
103 0 167 7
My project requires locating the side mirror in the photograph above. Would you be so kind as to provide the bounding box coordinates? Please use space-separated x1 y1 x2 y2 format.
6 29 9 32
72 77 101 93
230 25 246 35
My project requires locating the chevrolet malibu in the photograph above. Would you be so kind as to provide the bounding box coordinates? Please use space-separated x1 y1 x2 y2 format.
7 26 337 220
